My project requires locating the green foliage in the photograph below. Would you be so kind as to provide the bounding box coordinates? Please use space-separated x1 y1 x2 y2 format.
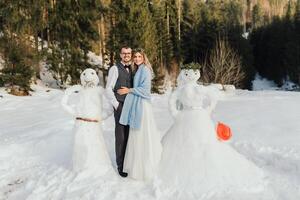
0 76 3 87
224 1 243 27
250 11 300 86
180 1 254 88
151 67 165 94
296 0 300 24
285 1 293 21
108 0 158 61
0 0 102 88
181 0 201 63
152 0 179 70
0 0 36 92
108 0 164 92
0 37 34 91
46 0 102 86
181 62 201 70
0 0 28 35
252 4 264 29
0 0 299 91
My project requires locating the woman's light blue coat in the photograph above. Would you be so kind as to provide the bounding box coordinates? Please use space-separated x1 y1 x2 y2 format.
119 64 151 129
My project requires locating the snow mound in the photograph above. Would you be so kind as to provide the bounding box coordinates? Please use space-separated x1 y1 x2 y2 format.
252 74 278 91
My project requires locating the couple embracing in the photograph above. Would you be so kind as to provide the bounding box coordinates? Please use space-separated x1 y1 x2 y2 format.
106 46 162 180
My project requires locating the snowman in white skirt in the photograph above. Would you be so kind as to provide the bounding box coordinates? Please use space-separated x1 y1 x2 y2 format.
61 68 113 175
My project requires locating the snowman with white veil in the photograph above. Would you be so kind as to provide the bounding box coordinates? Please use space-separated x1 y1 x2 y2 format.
155 67 266 198
61 68 113 176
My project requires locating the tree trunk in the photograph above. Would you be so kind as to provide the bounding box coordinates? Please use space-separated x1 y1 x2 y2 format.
98 14 106 58
177 0 181 41
166 3 170 36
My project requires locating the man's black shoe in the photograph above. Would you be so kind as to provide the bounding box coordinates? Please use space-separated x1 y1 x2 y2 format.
118 171 128 177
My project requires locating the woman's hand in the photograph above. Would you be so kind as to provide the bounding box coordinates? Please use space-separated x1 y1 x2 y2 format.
117 87 131 95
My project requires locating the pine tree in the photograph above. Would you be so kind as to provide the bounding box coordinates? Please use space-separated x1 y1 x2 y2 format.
46 0 101 86
252 4 264 29
0 0 35 94
224 0 243 28
25 0 48 78
108 0 166 92
292 0 300 84
0 37 34 95
151 0 181 70
251 17 290 86
285 0 293 21
168 0 182 62
181 0 201 63
295 0 300 25
191 1 255 88
108 0 158 63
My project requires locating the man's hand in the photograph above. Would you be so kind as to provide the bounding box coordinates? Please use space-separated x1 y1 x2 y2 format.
117 87 131 95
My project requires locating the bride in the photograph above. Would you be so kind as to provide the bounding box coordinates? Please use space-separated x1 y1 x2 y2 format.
156 69 266 196
117 48 162 181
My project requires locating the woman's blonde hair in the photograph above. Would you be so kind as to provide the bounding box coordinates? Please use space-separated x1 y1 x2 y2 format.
132 48 153 72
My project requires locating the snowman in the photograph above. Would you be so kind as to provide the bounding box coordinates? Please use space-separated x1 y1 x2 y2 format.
169 68 218 118
61 68 113 174
156 68 265 196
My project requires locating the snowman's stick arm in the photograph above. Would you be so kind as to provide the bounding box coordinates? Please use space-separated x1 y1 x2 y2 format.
95 87 114 121
168 88 181 118
206 88 218 114
101 89 114 120
61 85 82 117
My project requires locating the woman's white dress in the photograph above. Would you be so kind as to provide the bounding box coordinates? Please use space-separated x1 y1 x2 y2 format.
123 100 162 181
157 83 266 195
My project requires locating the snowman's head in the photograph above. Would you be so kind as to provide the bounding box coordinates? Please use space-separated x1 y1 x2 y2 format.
80 68 99 87
177 69 200 85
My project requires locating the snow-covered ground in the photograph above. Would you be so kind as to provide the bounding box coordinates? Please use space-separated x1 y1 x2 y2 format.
0 85 300 200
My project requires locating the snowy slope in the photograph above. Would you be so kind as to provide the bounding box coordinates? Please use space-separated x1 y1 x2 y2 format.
0 86 300 200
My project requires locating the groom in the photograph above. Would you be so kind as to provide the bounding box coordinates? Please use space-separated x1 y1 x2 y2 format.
105 46 133 177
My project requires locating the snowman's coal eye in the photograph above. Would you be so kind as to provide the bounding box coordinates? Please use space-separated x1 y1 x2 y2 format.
83 73 86 76
91 72 94 75
185 73 188 76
